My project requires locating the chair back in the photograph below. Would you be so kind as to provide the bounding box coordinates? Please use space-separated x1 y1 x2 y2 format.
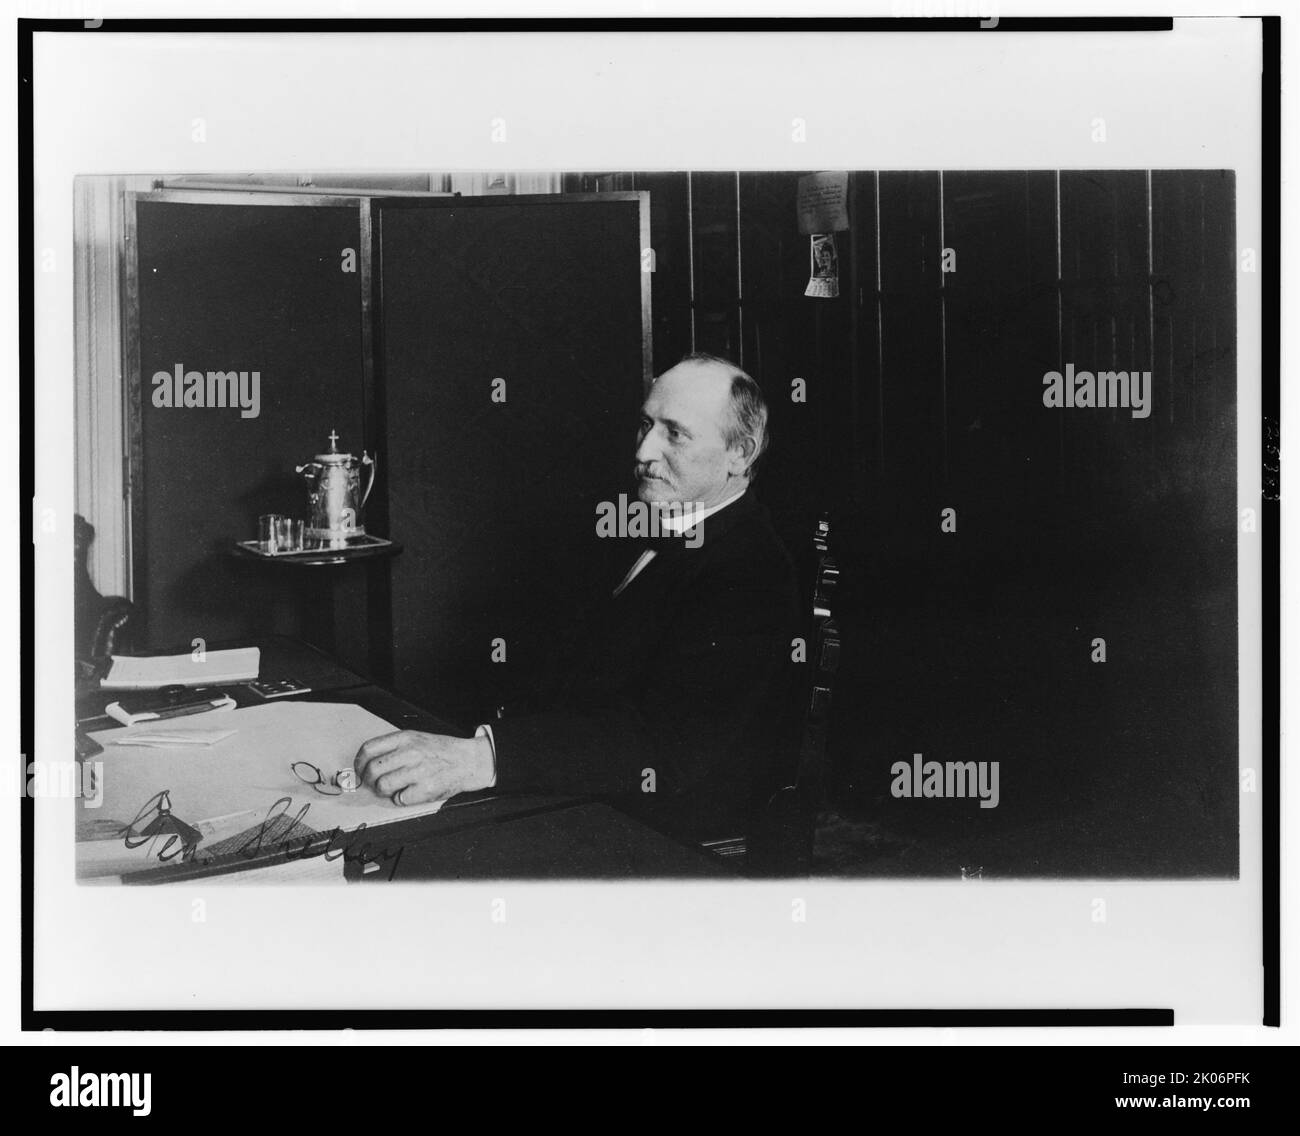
74 514 137 663
740 513 842 876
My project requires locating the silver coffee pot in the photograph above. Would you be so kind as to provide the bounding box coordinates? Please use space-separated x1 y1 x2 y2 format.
295 430 376 546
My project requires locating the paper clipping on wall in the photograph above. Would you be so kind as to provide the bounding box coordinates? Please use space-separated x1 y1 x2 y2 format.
805 233 840 299
796 171 850 234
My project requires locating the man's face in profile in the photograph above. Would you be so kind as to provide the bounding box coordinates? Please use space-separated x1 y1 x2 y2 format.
635 359 741 510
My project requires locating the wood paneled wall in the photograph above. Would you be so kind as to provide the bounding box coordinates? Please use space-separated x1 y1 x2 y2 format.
570 169 1237 874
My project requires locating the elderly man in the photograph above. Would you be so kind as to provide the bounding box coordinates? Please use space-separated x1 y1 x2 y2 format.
354 352 801 843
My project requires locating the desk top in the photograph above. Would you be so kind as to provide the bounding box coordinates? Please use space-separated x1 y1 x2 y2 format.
77 638 729 883
349 798 732 881
77 635 375 728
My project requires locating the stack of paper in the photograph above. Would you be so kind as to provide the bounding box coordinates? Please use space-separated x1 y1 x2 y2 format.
107 727 238 748
102 647 260 689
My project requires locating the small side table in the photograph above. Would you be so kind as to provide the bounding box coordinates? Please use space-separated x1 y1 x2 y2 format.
229 537 402 676
231 535 403 568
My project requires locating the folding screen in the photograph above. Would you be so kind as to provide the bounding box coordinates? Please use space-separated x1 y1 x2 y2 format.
373 194 650 722
129 193 367 650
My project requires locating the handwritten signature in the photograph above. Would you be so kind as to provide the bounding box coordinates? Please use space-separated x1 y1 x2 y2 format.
120 792 405 881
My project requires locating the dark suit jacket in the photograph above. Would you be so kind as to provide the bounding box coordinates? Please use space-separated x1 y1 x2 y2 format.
492 488 803 843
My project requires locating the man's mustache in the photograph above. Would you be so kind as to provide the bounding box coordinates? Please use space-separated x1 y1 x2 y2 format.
635 464 665 481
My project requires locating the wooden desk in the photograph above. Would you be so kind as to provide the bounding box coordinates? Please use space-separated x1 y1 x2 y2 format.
76 635 372 726
80 638 728 883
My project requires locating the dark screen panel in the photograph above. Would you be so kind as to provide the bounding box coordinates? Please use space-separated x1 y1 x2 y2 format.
377 196 647 722
134 198 365 648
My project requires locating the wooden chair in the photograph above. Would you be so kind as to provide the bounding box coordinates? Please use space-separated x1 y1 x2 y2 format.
702 513 842 876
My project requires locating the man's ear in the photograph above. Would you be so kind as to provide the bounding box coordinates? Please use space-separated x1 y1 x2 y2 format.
728 436 755 478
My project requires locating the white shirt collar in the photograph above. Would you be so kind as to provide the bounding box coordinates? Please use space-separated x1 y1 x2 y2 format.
657 487 747 534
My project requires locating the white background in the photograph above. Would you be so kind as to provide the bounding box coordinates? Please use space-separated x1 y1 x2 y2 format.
2 0 1291 1046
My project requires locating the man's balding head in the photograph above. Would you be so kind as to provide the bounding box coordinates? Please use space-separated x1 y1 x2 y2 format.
634 354 769 509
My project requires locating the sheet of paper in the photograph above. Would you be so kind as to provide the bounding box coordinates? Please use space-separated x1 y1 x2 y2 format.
86 702 445 841
74 833 348 883
103 647 261 689
796 171 850 234
107 728 238 748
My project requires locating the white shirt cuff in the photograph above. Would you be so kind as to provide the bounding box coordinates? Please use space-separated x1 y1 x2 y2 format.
474 723 498 788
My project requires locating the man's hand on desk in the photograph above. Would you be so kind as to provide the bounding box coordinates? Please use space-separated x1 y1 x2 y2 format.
353 731 495 806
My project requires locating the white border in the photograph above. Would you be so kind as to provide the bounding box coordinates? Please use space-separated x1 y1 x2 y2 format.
5 3 1287 1044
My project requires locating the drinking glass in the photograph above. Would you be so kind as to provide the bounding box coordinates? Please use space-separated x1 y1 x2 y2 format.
276 517 305 553
258 514 283 553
